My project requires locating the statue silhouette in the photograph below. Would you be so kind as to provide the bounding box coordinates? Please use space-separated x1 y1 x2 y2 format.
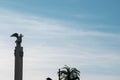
11 33 23 47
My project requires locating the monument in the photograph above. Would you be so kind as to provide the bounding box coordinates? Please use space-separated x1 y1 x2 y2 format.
11 33 24 80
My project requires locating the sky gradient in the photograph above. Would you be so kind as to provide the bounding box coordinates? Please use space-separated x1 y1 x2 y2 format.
0 0 120 80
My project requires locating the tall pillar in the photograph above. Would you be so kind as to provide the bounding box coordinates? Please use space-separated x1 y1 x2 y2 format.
14 46 23 80
11 33 24 80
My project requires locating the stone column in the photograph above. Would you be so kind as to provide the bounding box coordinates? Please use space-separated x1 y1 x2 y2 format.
14 46 23 80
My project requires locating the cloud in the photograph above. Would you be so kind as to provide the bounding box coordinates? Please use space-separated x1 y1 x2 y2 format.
81 75 120 80
72 14 98 19
0 7 119 38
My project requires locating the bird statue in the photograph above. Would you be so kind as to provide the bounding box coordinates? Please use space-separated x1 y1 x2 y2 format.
11 33 19 38
11 33 23 47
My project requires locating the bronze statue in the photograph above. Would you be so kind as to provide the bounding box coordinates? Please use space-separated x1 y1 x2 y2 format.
11 33 23 47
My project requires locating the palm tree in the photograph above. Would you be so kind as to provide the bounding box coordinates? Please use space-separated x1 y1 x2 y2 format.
58 65 80 80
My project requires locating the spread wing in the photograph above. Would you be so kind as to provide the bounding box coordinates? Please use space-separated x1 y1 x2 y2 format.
11 33 18 38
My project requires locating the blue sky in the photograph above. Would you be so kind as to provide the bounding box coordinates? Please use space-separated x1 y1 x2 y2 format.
0 0 120 80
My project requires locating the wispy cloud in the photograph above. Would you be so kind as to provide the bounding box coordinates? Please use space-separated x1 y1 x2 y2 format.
0 8 119 38
81 75 120 80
